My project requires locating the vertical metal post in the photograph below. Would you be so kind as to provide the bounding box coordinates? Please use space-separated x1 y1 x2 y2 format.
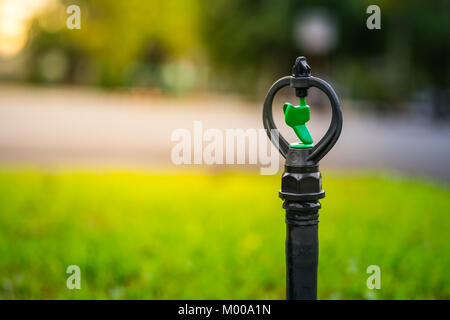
262 56 343 300
279 148 324 300
285 204 319 299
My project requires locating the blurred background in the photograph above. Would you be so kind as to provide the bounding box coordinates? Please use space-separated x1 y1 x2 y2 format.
0 0 449 299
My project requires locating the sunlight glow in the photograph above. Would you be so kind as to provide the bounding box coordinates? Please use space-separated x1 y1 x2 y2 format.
0 0 52 56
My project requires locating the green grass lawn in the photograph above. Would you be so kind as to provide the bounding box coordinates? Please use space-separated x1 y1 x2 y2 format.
0 169 449 299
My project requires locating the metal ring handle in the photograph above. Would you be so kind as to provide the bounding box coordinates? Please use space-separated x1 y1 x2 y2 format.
262 76 343 163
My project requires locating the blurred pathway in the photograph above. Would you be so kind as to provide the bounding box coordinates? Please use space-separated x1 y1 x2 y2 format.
0 85 449 181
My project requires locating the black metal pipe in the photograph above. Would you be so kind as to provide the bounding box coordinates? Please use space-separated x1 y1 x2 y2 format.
279 147 324 300
285 203 319 299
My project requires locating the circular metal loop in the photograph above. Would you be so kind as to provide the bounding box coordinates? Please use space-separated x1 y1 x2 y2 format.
262 76 343 163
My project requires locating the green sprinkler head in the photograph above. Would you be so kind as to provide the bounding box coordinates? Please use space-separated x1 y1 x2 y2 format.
282 97 313 148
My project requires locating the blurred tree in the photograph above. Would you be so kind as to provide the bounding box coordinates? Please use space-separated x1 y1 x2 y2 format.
396 0 450 119
29 0 201 88
199 0 294 94
200 0 386 95
200 0 449 116
18 0 450 115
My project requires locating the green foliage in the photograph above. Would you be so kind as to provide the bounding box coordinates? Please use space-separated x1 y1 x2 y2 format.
0 169 448 299
200 0 449 105
24 0 450 109
31 0 201 87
